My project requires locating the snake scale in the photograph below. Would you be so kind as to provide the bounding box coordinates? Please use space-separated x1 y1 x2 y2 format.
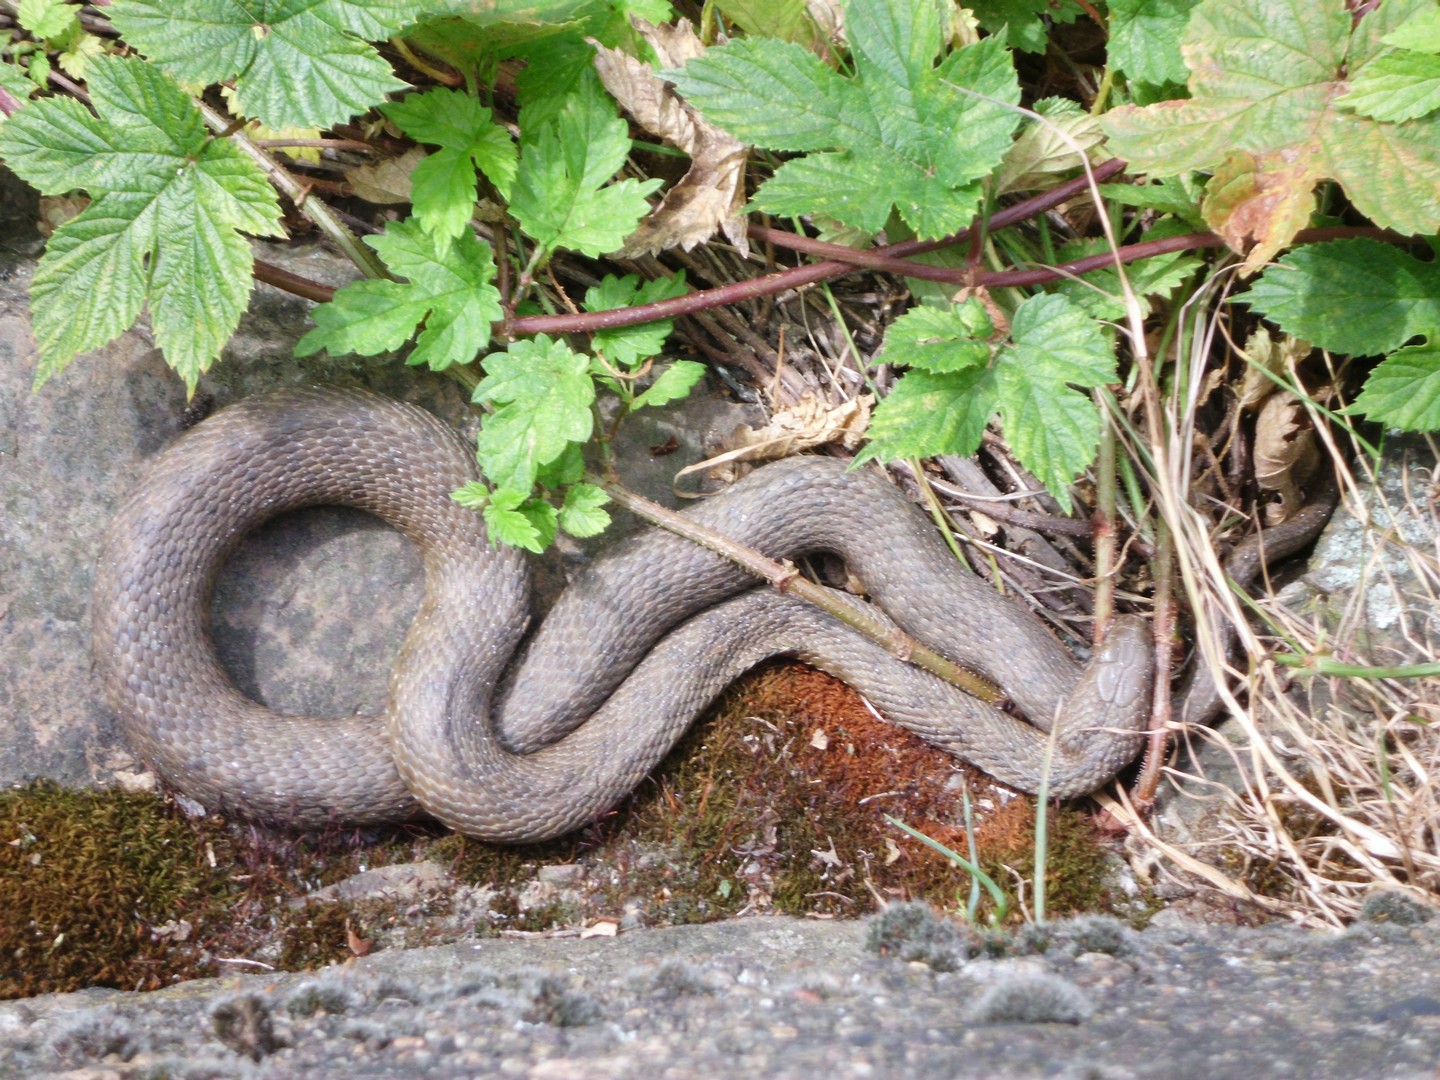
92 387 1155 843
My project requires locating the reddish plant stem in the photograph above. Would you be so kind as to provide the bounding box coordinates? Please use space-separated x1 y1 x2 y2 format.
506 159 1129 336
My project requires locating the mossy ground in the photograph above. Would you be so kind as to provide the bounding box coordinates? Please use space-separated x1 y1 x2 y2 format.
2 663 1139 1000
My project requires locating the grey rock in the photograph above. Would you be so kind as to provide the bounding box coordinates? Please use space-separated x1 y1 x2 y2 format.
5 915 1440 1078
0 234 759 796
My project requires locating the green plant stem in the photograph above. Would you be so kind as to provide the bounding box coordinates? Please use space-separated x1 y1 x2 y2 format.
885 815 1009 925
597 473 1006 705
199 101 389 283
1034 728 1054 924
1273 657 1440 680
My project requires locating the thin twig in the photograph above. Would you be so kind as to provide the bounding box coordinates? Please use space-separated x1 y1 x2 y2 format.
596 473 1007 706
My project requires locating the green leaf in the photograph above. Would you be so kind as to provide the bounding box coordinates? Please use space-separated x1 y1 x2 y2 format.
108 0 412 129
296 217 501 369
509 85 663 258
1338 50 1440 123
1240 239 1440 356
1384 6 1440 53
586 272 688 368
557 482 611 537
383 87 518 244
536 441 585 488
713 0 822 46
860 295 1114 509
878 301 993 373
0 55 281 389
450 480 491 510
473 335 594 491
663 37 851 152
0 60 33 102
1107 0 1201 87
1345 342 1440 432
1096 177 1205 227
18 0 78 39
992 294 1115 512
1102 0 1440 261
482 487 558 553
854 366 998 466
994 97 1106 196
969 0 1082 53
633 360 707 409
667 0 1020 239
1051 231 1202 320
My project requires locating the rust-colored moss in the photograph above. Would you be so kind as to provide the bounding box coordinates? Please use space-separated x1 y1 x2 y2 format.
0 781 239 997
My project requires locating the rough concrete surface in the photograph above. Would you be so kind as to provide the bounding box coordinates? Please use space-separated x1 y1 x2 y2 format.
4 913 1440 1079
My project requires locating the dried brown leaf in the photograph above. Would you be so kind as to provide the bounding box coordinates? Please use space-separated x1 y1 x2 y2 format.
677 393 873 484
1253 391 1319 524
345 146 426 206
1237 326 1310 411
591 21 750 258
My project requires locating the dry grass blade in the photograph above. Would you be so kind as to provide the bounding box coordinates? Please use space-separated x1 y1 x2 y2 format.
1148 362 1440 923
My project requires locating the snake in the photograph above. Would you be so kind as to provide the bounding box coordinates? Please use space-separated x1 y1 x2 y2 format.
91 386 1155 843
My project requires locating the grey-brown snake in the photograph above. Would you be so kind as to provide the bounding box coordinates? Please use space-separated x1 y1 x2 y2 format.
93 387 1164 842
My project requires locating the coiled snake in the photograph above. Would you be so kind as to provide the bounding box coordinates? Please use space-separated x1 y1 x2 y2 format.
92 387 1154 842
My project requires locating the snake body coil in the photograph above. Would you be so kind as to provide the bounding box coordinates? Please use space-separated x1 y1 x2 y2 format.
92 388 1152 842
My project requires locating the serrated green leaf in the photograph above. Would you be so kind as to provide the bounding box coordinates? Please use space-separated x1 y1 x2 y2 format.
296 217 501 369
296 279 423 356
1345 342 1440 432
968 0 1081 53
878 301 993 373
853 366 998 466
1385 7 1440 52
450 480 492 509
27 53 51 92
535 441 585 488
558 482 611 537
57 30 105 80
994 97 1106 196
633 360 707 409
1052 233 1202 320
663 36 852 151
1096 178 1205 226
992 294 1116 512
995 363 1102 514
1005 293 1117 385
383 88 517 243
109 0 411 129
1240 239 1440 356
1107 0 1201 87
713 0 821 45
509 87 663 258
667 0 1020 240
587 272 688 368
1102 0 1440 255
482 487 557 553
1338 50 1440 123
0 55 281 389
0 60 33 102
473 335 594 491
512 37 604 129
18 0 77 39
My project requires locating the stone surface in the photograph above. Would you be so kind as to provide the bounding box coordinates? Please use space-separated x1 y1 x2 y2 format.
0 218 761 795
4 913 1440 1079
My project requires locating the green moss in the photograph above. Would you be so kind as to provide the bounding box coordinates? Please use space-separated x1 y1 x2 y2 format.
1 668 1146 1000
277 901 361 970
0 781 240 997
979 804 1117 920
